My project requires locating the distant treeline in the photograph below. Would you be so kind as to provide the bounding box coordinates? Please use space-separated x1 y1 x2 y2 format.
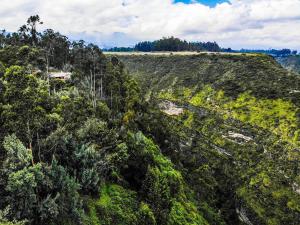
106 47 134 52
105 36 221 52
223 48 298 56
105 37 298 56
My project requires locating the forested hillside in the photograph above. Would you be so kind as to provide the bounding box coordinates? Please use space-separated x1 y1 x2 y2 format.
276 55 300 75
0 16 214 225
0 16 299 225
112 53 300 225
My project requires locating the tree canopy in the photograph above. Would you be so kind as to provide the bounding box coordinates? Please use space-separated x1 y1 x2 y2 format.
0 15 299 225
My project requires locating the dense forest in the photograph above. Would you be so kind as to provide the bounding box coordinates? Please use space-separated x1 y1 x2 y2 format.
106 37 221 52
115 53 300 225
0 15 299 225
0 15 213 225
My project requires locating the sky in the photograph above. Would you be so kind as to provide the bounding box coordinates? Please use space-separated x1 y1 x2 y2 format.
0 0 300 50
174 0 229 7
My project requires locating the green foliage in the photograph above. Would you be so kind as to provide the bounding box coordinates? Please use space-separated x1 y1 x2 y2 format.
0 17 156 225
134 37 220 52
76 118 114 144
2 17 300 225
190 85 214 107
41 125 106 195
106 142 129 179
0 45 44 69
142 166 173 222
138 202 157 225
1 66 50 149
0 208 26 225
126 132 208 225
2 135 32 171
276 55 300 74
118 54 300 106
85 184 140 225
224 92 299 144
118 54 300 225
53 90 95 130
0 61 4 77
167 201 208 225
186 85 299 145
6 163 44 220
1 135 82 224
74 144 101 194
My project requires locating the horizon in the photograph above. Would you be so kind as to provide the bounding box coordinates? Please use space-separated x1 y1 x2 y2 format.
102 37 299 52
0 0 300 50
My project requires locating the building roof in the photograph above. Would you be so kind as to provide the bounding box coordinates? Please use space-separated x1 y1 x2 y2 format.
48 71 71 79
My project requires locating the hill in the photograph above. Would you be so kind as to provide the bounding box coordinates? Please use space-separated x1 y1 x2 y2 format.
0 15 299 225
109 52 300 225
114 53 300 105
0 17 213 225
276 55 300 75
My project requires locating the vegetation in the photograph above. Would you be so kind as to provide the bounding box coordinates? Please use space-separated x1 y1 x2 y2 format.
0 15 299 225
105 36 221 52
116 53 300 225
239 48 297 57
276 55 300 74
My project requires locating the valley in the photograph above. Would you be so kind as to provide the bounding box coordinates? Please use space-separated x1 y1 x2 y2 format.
0 12 299 225
112 53 300 225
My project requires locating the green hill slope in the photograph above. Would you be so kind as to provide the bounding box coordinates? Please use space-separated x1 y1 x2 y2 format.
114 53 300 225
276 55 300 75
115 53 300 103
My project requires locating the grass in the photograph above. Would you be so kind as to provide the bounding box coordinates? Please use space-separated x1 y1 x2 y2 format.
104 51 259 56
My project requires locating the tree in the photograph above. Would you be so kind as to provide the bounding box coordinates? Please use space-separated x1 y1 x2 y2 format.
26 15 43 46
0 30 6 48
0 207 26 225
0 61 5 78
18 25 30 45
1 134 37 221
41 30 70 70
1 135 82 224
40 29 70 93
134 37 221 52
1 66 49 153
292 50 298 55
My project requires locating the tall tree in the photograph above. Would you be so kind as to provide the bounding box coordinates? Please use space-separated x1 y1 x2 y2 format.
1 66 49 153
26 15 43 46
0 30 6 48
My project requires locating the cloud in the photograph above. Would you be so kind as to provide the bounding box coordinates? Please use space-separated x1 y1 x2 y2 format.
0 0 299 49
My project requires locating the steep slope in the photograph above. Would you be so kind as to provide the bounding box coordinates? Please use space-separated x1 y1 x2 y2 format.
115 53 300 103
1 45 213 225
113 53 300 225
115 53 300 142
276 55 300 75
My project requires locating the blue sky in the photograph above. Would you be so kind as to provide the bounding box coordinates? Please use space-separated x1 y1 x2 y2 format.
0 0 300 50
174 0 229 7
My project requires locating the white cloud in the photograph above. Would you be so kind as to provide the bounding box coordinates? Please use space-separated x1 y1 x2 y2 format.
0 0 300 49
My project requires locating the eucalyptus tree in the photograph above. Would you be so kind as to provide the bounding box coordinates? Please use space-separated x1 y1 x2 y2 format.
0 30 6 48
26 15 43 46
1 66 49 153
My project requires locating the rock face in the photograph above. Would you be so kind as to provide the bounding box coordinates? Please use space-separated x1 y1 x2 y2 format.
223 131 253 144
236 206 254 225
159 100 184 116
293 183 300 194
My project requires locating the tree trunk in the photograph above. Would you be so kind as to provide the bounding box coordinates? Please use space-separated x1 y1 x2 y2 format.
100 76 103 99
